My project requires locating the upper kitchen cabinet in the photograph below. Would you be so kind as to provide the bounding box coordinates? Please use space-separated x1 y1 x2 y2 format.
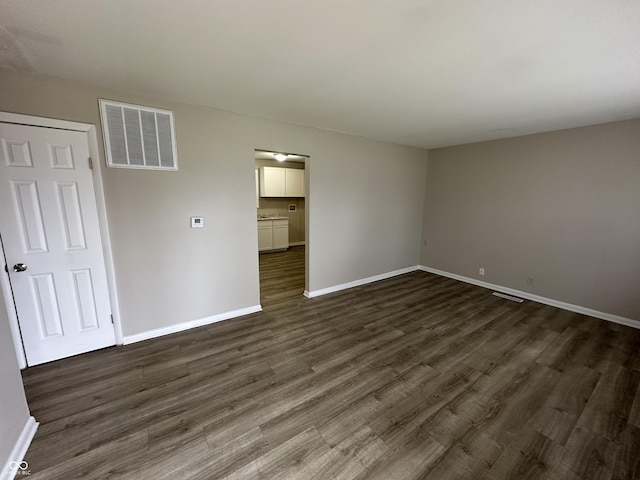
260 166 285 196
285 168 305 197
259 166 305 197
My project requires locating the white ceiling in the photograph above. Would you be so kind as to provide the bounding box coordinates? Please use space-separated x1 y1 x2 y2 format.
1 0 639 149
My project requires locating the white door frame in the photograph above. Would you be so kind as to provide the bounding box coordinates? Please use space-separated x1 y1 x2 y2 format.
0 112 123 369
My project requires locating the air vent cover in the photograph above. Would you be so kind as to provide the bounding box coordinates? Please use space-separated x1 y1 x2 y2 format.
99 99 178 170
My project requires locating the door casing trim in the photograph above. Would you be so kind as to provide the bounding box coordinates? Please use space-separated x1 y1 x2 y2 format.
0 112 123 368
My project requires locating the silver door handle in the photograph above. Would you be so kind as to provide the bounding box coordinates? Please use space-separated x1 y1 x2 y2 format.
13 263 27 272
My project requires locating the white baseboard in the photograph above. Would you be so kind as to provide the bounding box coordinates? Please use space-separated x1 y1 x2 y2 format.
289 241 306 247
1 416 38 480
123 305 263 344
419 265 640 330
304 266 419 298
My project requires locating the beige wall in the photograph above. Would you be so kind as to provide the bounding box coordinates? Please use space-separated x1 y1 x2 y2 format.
0 284 31 469
421 119 640 320
255 159 306 244
0 68 427 337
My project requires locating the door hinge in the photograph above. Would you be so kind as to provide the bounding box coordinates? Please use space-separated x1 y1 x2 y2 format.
110 314 114 324
88 157 93 170
3 264 7 274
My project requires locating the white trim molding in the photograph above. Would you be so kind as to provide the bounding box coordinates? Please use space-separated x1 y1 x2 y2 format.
0 112 88 131
419 265 640 330
1 416 38 480
123 305 263 344
304 266 419 299
0 249 26 369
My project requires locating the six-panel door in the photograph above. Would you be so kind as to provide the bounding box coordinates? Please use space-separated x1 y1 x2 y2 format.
0 122 115 366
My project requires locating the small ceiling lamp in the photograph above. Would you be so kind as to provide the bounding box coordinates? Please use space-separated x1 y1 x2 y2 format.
274 153 288 161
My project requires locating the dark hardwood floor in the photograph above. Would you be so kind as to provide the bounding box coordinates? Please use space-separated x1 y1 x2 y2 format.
259 245 305 306
20 252 640 479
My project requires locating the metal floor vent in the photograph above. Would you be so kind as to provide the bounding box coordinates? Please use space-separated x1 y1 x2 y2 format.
492 292 524 303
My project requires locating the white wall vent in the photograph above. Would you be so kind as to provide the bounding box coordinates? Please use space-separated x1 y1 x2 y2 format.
99 99 178 170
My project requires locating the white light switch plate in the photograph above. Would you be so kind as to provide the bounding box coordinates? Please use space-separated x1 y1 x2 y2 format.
191 216 204 228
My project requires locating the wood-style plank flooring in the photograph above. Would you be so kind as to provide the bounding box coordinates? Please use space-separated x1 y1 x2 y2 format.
259 246 305 306
20 250 640 479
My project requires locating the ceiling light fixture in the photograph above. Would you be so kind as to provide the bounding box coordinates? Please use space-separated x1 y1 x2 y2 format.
274 153 288 161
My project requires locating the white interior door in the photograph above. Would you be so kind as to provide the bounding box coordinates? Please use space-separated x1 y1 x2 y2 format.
0 122 115 366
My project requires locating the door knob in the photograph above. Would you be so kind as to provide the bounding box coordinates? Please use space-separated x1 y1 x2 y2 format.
13 263 27 272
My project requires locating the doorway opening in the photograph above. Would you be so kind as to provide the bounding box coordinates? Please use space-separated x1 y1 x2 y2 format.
254 149 308 307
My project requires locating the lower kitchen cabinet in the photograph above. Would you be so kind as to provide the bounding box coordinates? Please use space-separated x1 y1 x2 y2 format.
258 218 289 252
272 219 289 249
258 221 273 251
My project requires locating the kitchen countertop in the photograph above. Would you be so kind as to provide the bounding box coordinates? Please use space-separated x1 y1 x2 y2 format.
257 216 288 221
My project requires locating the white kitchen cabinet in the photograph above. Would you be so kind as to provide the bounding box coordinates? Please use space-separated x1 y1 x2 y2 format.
259 166 305 197
257 218 289 252
272 219 289 249
285 168 305 197
257 220 273 251
259 166 285 197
